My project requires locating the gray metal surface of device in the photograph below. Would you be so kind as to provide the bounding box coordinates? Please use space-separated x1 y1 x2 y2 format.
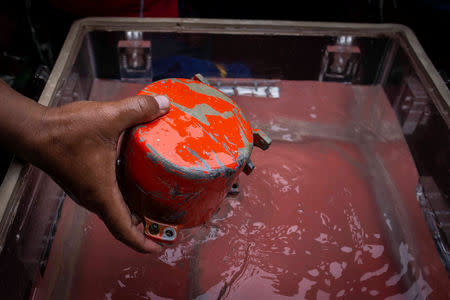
0 18 449 299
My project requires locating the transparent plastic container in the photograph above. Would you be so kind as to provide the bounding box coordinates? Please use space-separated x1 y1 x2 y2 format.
0 18 449 299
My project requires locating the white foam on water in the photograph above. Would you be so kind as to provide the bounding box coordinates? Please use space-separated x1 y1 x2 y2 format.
385 272 432 300
386 242 414 287
360 264 389 281
340 246 352 253
117 280 126 288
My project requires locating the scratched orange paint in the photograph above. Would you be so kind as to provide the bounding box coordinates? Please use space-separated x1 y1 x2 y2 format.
120 78 254 228
136 78 253 171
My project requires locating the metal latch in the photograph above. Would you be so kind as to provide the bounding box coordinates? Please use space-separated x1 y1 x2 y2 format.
319 36 362 83
393 75 431 135
243 129 272 175
118 31 152 82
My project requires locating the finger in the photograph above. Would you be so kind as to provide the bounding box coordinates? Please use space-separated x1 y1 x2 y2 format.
116 131 125 158
110 94 170 132
98 184 163 253
131 213 142 226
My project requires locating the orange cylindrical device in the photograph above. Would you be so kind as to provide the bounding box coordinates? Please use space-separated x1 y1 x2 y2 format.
118 74 271 243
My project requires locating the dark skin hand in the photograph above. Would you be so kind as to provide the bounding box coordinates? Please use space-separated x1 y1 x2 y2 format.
0 79 170 253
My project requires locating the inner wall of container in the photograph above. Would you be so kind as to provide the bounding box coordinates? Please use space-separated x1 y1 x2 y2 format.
88 31 390 83
68 30 449 202
3 29 450 299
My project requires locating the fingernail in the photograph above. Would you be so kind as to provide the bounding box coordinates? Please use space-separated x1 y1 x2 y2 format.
154 95 170 112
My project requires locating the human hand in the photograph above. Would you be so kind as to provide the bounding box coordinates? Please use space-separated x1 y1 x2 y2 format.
31 95 170 253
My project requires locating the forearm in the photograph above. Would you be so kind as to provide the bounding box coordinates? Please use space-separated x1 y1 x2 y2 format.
0 79 167 252
0 79 47 163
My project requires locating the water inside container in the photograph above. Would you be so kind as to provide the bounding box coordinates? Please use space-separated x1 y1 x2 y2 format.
30 79 449 299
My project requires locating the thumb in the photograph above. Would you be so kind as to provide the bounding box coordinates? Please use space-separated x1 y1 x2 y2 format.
112 94 170 132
